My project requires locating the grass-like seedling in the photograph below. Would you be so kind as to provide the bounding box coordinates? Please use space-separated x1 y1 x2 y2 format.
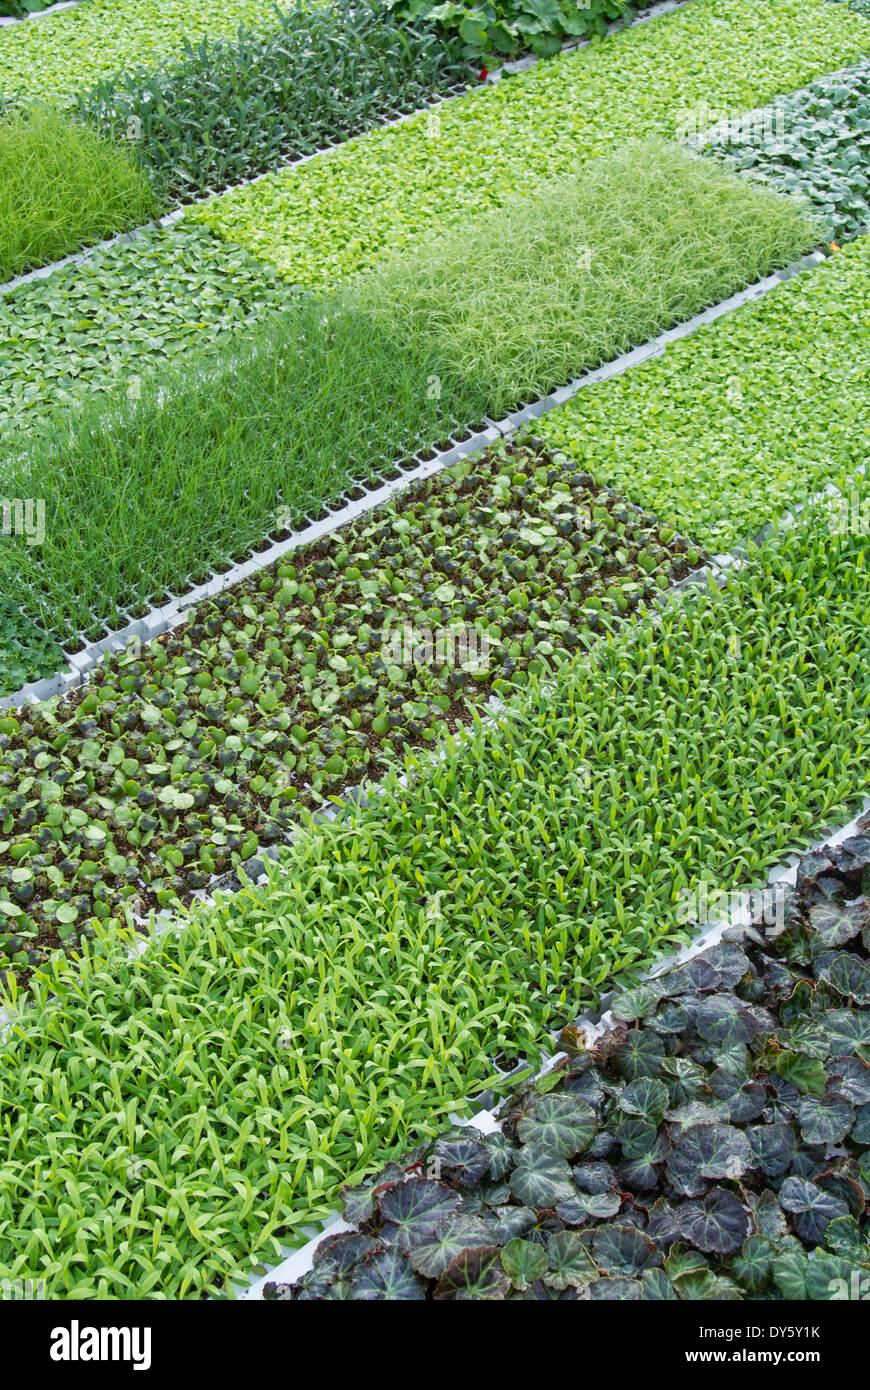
351 141 818 420
0 104 156 281
0 443 703 975
193 0 870 286
539 233 870 550
1 499 870 1297
274 827 870 1300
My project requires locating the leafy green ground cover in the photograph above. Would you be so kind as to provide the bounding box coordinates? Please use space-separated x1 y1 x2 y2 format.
76 2 472 206
0 142 807 646
0 441 703 980
387 0 634 61
697 60 870 242
0 103 155 281
351 141 816 420
538 234 870 552
2 500 870 1296
192 0 870 287
273 830 870 1300
0 223 286 435
0 601 63 695
0 0 280 99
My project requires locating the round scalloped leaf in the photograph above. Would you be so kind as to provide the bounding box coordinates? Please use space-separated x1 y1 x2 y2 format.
339 1162 406 1226
747 1121 796 1177
853 1104 870 1146
666 1122 753 1195
615 1113 663 1161
700 941 752 989
640 1267 679 1300
798 1095 855 1146
432 1134 489 1187
509 1145 575 1209
588 1276 643 1300
828 1056 870 1106
350 1248 428 1300
311 1232 377 1278
665 956 722 996
592 1223 659 1276
613 1030 665 1080
516 1093 597 1159
491 1205 538 1244
557 1191 622 1224
618 1076 670 1125
778 1176 849 1245
572 1160 614 1195
484 1131 517 1180
733 1234 773 1292
377 1179 462 1250
678 1188 749 1255
819 1009 870 1054
407 1213 495 1280
695 994 768 1047
545 1229 599 1290
809 901 866 948
433 1246 510 1301
611 983 662 1022
771 1248 809 1300
815 951 870 1005
805 1251 868 1302
824 1215 865 1261
500 1237 548 1291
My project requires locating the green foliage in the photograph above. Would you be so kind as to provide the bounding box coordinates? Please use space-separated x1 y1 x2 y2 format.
193 0 870 287
0 103 155 280
697 59 870 242
0 442 703 975
0 1 58 15
539 233 870 550
0 600 63 696
76 1 473 206
387 0 632 61
3 508 870 1295
351 140 817 419
274 826 870 1299
0 0 279 100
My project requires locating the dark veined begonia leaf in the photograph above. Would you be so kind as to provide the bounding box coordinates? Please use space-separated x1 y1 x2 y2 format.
350 1247 428 1300
679 1188 750 1255
695 994 771 1047
618 1076 670 1125
593 1223 659 1276
665 1100 730 1131
824 1214 865 1261
733 1234 773 1292
797 1095 855 1146
490 1205 538 1244
640 1267 679 1299
828 1056 870 1106
819 1009 870 1054
433 1246 510 1301
500 1236 548 1291
312 1232 378 1277
747 1121 797 1177
809 900 867 948
545 1229 599 1290
804 1251 869 1303
588 1277 643 1300
432 1133 489 1187
572 1160 614 1195
815 1169 866 1219
612 1029 665 1080
771 1247 810 1299
484 1131 517 1180
611 983 663 1022
376 1179 462 1250
772 1049 828 1097
514 1280 580 1301
665 956 722 996
676 1271 742 1300
661 1057 707 1105
340 1162 406 1226
618 1155 664 1191
646 1204 682 1248
814 951 870 1005
516 1092 597 1158
407 1213 495 1279
615 1113 664 1162
557 1191 622 1223
708 1067 764 1122
564 1069 606 1107
700 941 752 989
509 1145 575 1208
650 1001 692 1035
853 1103 870 1145
666 1122 753 1195
746 1189 789 1241
778 1176 849 1244
666 1243 709 1282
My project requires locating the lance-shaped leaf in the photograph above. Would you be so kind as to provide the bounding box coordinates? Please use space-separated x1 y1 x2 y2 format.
809 901 867 948
509 1144 575 1208
797 1095 855 1146
666 1122 753 1195
433 1246 510 1300
618 1076 670 1126
778 1176 849 1245
516 1093 597 1158
545 1229 599 1290
593 1223 659 1276
679 1188 749 1255
500 1236 548 1292
695 994 769 1047
432 1134 489 1187
747 1121 796 1177
377 1179 462 1251
613 1030 665 1081
408 1213 495 1280
350 1247 428 1300
733 1234 773 1292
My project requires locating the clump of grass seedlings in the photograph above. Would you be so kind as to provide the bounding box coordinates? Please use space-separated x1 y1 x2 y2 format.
348 141 818 419
0 104 157 281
